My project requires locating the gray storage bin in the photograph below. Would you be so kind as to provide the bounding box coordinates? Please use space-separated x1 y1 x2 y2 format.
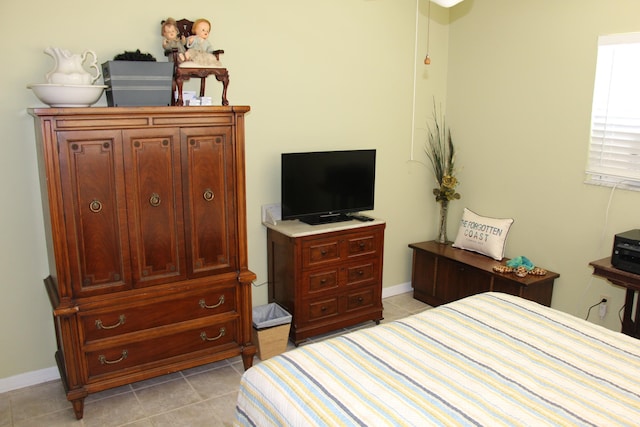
102 61 174 107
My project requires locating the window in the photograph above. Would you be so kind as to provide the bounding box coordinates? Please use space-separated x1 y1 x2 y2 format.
586 32 640 189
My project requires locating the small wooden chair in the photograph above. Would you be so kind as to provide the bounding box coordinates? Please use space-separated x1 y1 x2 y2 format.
165 18 229 106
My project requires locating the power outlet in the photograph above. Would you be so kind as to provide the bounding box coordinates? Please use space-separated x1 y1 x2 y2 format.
599 295 609 319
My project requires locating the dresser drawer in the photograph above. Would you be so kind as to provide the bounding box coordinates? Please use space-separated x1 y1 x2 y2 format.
346 233 379 258
81 284 237 342
305 269 339 294
346 261 377 286
306 297 339 322
303 239 341 268
85 318 238 379
346 287 376 312
301 229 382 269
302 260 378 297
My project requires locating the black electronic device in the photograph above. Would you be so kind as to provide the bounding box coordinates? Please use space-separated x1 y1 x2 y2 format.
611 229 640 275
281 149 376 225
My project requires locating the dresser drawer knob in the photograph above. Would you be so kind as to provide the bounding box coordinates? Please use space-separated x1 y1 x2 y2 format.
200 327 226 341
199 295 225 309
203 188 215 202
89 199 103 213
95 314 126 330
98 350 128 365
149 193 161 207
357 270 364 275
321 250 327 256
358 242 365 249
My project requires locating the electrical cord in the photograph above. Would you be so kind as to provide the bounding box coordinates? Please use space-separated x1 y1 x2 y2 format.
619 304 625 324
585 298 607 320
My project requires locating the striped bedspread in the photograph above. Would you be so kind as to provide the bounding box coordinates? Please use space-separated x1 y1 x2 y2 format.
235 292 640 426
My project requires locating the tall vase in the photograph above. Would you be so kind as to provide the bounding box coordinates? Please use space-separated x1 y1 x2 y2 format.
437 200 449 244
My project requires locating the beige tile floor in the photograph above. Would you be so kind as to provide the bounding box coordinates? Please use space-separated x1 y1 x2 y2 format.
0 292 429 427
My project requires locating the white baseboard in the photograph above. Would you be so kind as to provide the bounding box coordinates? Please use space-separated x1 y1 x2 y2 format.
0 366 60 394
1 283 412 394
382 281 412 298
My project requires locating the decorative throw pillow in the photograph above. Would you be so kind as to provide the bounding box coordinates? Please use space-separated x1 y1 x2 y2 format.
452 208 514 260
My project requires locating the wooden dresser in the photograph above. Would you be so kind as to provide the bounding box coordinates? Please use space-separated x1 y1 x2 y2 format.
29 106 255 419
266 220 385 344
409 241 558 307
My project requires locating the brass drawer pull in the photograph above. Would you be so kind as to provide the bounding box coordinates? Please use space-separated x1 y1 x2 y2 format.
149 193 161 207
95 314 126 330
98 350 128 365
89 199 102 213
199 295 225 309
200 327 226 341
203 188 214 201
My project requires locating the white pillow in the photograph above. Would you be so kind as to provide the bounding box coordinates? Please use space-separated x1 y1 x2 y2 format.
452 208 514 260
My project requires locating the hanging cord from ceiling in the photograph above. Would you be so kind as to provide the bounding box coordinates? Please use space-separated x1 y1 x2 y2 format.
424 0 432 64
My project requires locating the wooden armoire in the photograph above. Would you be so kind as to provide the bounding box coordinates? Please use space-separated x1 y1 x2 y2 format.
29 106 255 419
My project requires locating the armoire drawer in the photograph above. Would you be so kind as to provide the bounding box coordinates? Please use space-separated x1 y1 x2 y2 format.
85 318 238 379
81 284 237 342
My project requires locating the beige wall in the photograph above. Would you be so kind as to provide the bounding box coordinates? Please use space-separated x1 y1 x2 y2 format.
446 0 640 327
1 0 449 380
3 0 637 382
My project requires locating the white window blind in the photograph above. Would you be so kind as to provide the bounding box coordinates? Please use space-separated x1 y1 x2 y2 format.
586 32 640 189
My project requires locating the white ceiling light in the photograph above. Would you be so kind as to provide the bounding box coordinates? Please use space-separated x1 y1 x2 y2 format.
431 0 464 7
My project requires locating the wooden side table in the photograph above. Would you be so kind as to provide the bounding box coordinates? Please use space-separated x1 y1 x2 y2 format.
409 241 559 307
589 257 640 339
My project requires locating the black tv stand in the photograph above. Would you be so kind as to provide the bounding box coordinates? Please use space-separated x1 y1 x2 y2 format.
301 213 351 225
300 213 374 225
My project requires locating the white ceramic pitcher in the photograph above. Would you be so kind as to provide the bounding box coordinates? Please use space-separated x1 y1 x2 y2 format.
44 47 101 85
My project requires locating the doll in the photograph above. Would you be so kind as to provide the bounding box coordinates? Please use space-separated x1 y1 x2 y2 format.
161 18 186 62
185 18 223 66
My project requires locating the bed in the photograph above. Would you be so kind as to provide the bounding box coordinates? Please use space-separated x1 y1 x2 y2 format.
235 292 640 426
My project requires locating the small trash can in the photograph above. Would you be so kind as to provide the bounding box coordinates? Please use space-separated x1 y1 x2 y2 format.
252 303 292 360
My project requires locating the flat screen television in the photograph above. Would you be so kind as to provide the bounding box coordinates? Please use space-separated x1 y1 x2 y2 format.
281 149 376 225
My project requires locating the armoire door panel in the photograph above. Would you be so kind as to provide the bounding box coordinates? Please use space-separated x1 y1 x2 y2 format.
123 129 187 287
182 127 238 276
57 130 132 296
